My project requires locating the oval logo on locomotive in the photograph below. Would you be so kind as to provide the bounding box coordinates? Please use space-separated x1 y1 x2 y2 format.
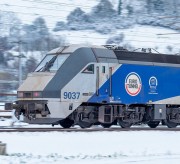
125 72 142 96
149 76 158 88
148 76 158 94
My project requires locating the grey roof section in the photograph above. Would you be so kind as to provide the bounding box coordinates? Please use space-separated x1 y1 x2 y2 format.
114 50 180 64
43 47 97 98
92 48 118 63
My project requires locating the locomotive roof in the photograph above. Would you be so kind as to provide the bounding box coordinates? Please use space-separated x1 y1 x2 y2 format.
47 44 105 54
114 50 180 64
47 44 180 65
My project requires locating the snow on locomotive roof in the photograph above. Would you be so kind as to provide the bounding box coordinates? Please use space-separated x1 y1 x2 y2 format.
47 44 106 54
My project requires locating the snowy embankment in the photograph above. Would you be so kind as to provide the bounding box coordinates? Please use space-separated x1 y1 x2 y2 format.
0 131 180 163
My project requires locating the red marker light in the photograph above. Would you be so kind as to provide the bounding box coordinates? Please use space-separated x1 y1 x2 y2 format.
33 92 42 98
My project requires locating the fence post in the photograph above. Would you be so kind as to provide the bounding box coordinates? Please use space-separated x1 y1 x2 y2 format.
0 141 7 155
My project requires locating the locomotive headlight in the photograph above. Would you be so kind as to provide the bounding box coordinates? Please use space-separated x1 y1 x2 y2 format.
17 91 24 98
33 91 42 98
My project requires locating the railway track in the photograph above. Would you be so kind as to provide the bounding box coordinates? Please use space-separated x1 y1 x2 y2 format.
0 127 180 132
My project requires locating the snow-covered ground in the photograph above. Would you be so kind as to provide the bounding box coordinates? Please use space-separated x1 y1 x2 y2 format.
0 131 180 163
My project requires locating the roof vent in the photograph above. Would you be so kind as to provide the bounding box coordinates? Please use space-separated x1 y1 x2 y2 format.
103 45 128 51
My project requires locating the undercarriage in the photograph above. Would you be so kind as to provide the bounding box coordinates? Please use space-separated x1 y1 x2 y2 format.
65 104 180 129
6 101 180 129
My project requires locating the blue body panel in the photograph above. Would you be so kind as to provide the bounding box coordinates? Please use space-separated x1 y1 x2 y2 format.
89 64 180 104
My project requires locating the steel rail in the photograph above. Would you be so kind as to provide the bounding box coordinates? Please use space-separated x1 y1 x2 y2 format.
0 127 180 132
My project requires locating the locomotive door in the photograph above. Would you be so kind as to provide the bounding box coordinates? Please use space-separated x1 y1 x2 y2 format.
96 63 112 98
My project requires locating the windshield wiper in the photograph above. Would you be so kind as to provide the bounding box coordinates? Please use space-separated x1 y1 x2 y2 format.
41 55 57 72
36 55 57 72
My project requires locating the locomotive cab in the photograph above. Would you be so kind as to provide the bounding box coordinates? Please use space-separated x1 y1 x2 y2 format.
10 44 110 125
14 46 73 123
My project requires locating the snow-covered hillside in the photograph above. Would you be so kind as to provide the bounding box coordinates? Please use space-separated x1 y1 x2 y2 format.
53 25 180 54
1 0 180 30
1 0 179 54
0 0 99 25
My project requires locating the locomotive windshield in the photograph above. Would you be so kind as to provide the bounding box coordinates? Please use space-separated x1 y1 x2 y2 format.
35 54 69 72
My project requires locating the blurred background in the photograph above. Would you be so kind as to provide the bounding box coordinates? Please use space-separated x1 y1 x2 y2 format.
0 0 180 100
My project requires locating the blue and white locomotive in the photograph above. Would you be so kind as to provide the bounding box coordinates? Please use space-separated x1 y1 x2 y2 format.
9 44 180 128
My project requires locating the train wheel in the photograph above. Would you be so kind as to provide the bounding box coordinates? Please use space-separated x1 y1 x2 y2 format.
77 112 92 128
165 120 178 128
118 118 132 128
78 121 92 128
147 121 160 128
101 123 112 128
59 118 74 128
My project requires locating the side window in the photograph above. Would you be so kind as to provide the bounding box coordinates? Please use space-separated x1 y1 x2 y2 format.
82 64 94 74
102 66 105 73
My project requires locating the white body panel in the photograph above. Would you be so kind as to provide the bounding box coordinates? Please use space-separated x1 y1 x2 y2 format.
61 68 96 103
18 72 55 91
153 96 180 105
46 99 81 118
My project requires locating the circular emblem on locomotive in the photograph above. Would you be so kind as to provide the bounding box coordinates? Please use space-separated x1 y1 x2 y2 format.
125 72 142 96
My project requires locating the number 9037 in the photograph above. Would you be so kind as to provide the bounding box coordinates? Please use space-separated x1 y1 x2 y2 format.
63 92 80 99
